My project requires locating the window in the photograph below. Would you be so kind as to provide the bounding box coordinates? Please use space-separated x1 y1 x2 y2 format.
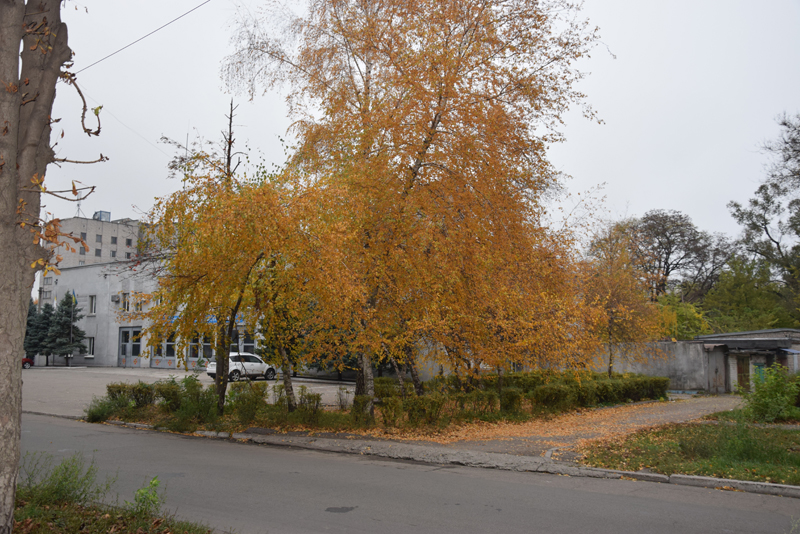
88 295 96 315
125 252 132 259
95 234 102 243
121 293 130 312
125 238 132 247
79 247 86 256
41 290 51 300
43 277 52 286
80 232 87 240
94 249 101 257
111 250 116 258
85 337 95 356
78 261 85 266
134 299 142 312
111 236 117 245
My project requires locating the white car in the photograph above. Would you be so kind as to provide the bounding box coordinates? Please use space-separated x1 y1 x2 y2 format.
206 353 277 382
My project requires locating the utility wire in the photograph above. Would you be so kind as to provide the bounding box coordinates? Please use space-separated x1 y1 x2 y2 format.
75 0 213 74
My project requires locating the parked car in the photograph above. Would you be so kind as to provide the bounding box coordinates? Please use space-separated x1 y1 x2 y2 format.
206 353 277 381
22 357 33 369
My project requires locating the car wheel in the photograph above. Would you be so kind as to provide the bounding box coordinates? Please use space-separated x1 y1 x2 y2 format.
265 368 276 380
229 370 241 382
22 362 31 369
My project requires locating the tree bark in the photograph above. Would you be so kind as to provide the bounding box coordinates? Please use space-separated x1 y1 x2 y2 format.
404 346 424 396
0 2 71 528
389 356 405 398
358 353 375 417
279 345 296 412
607 344 615 378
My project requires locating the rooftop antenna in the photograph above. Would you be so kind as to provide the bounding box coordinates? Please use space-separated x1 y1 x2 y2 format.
75 198 86 218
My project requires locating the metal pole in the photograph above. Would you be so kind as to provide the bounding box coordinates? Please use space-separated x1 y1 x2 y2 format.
69 293 73 368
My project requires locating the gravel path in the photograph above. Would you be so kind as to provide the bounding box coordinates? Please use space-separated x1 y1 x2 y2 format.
417 395 743 461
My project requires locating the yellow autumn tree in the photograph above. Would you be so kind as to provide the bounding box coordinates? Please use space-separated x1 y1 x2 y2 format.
138 113 358 413
225 0 601 410
585 221 664 377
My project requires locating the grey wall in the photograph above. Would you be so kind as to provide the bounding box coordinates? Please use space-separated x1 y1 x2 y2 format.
604 342 711 391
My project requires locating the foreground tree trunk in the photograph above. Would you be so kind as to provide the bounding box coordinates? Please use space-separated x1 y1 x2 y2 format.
0 2 72 529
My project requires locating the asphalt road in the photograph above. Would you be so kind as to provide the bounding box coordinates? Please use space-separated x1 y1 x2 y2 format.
21 414 798 534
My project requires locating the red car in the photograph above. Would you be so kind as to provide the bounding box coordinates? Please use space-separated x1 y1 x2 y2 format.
22 357 33 369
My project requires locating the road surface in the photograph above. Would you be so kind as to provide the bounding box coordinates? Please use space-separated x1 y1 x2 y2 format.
21 414 798 534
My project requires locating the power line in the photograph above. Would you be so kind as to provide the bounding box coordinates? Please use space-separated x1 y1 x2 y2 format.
75 0 213 75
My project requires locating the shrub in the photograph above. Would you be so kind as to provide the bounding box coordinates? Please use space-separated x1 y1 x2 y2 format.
125 476 164 518
228 382 268 425
297 386 323 424
743 363 800 423
380 397 404 427
404 393 447 426
500 387 523 413
374 377 400 399
130 381 155 409
351 395 374 425
18 452 115 506
84 395 129 423
154 379 182 412
106 383 131 401
531 383 577 413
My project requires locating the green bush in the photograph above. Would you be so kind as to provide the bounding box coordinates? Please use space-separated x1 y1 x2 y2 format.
297 386 323 425
84 395 129 423
228 382 268 425
531 383 577 412
106 383 131 401
374 377 400 399
351 395 375 425
154 379 182 411
380 397 404 427
130 381 155 409
743 363 800 422
404 393 446 426
17 452 115 507
500 387 523 413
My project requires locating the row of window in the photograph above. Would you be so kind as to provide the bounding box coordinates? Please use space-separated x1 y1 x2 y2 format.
80 232 133 247
78 247 132 259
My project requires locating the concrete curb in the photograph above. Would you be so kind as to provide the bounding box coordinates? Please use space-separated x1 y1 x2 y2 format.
670 474 800 498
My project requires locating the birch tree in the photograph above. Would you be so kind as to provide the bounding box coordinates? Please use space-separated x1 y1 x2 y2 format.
224 0 600 410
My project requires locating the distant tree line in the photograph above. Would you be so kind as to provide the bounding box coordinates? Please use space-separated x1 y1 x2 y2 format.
595 113 800 339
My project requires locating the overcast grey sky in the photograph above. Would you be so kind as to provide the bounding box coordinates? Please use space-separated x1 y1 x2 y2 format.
47 0 800 238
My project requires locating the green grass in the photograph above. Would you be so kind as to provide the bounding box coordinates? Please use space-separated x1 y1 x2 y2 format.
580 421 800 485
15 452 212 534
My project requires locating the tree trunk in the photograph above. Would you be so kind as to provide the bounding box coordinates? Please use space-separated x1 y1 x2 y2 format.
355 361 365 396
405 346 424 396
0 2 72 529
497 365 504 396
214 323 230 416
389 356 405 398
279 345 296 412
607 344 615 378
358 354 375 417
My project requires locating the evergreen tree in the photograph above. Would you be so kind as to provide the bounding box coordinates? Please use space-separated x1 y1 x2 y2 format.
32 303 55 366
46 292 87 366
23 300 38 358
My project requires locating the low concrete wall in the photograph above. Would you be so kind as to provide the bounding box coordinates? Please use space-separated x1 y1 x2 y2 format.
606 342 709 391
